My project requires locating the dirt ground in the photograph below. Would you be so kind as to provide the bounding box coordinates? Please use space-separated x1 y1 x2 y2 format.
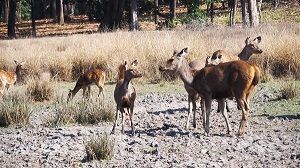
0 82 299 167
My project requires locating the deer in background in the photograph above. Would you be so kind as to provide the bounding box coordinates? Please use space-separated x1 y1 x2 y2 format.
0 60 25 97
67 68 106 102
159 48 230 130
111 60 142 136
206 36 263 66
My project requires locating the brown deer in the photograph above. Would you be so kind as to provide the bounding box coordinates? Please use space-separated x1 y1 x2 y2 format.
206 36 263 66
193 61 260 136
67 68 106 101
0 60 25 97
111 60 142 136
159 49 230 129
160 48 260 136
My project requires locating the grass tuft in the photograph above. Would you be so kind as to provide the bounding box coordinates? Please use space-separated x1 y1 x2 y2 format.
280 80 299 100
48 99 114 127
27 79 54 102
0 94 31 127
85 133 114 161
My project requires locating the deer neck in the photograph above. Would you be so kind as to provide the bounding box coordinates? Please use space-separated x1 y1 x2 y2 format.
122 76 132 91
177 60 193 86
15 66 21 82
238 47 252 61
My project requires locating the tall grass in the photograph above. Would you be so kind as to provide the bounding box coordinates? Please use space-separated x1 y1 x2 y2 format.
1 23 299 82
48 99 114 127
0 94 31 127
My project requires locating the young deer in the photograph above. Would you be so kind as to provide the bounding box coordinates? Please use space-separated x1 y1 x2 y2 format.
0 60 25 97
159 49 230 130
111 60 142 136
160 48 260 136
67 68 106 101
206 36 263 66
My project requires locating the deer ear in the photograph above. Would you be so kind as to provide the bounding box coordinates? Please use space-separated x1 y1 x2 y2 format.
173 50 179 56
245 37 250 45
124 61 128 70
14 60 18 65
178 47 188 57
253 36 261 44
131 60 138 67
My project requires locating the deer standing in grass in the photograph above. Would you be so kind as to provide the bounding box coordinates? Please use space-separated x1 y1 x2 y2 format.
206 36 263 66
67 68 106 102
159 49 230 129
0 60 25 97
160 48 260 136
111 60 142 136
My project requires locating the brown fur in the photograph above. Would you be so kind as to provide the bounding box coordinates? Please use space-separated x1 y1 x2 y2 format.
67 68 106 101
192 60 261 136
0 60 25 97
111 60 142 136
207 36 263 66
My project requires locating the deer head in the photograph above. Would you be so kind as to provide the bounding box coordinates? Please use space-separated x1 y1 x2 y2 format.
159 47 188 72
244 36 263 55
124 60 142 80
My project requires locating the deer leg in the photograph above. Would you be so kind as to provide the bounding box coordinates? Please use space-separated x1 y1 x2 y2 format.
204 96 212 136
120 108 125 134
129 106 135 136
200 98 206 129
185 96 192 130
111 106 120 134
192 98 197 129
218 99 231 135
237 97 249 136
82 87 87 101
225 99 230 112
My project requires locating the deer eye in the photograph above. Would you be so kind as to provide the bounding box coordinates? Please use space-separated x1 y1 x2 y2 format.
218 55 222 59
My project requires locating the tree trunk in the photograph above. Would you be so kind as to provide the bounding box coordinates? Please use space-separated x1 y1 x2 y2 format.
241 0 249 27
154 0 159 24
169 0 176 21
273 0 279 9
16 1 21 22
209 2 214 23
31 0 36 37
8 0 16 39
257 0 262 23
229 0 237 26
130 0 138 31
4 0 9 23
51 0 57 20
58 0 64 25
100 0 125 31
248 0 259 27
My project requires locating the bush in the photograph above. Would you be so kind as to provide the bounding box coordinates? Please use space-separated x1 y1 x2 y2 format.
85 133 114 161
48 99 114 127
27 80 54 102
280 80 299 100
0 94 31 127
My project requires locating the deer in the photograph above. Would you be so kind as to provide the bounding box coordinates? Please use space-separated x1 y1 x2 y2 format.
160 48 260 136
0 60 25 97
111 60 142 136
159 49 230 130
206 36 263 66
67 68 106 102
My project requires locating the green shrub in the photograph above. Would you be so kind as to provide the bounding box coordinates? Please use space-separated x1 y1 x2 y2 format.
27 80 54 102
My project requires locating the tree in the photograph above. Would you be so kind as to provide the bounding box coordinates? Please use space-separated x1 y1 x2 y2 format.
130 0 138 31
4 0 9 23
154 0 159 24
169 0 176 21
31 0 36 37
50 0 57 20
248 0 259 27
229 0 237 26
8 0 16 39
241 0 249 27
100 0 126 31
58 0 64 24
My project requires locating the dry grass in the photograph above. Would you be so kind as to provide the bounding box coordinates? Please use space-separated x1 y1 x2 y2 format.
0 93 31 127
85 133 115 161
0 23 300 82
280 79 299 100
26 79 54 102
48 99 114 127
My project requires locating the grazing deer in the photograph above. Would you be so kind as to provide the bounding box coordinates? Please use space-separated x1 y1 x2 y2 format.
160 48 260 136
111 60 142 136
0 60 25 97
206 36 263 66
67 68 106 101
159 49 230 130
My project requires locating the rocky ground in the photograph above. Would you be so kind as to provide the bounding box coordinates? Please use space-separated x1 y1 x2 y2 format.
0 83 299 168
